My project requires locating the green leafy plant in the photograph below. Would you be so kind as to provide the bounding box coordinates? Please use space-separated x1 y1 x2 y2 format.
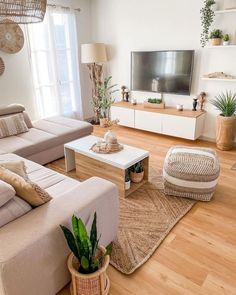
130 162 144 173
60 213 112 274
209 29 223 39
210 91 236 117
200 0 216 47
147 98 162 104
96 76 118 119
223 34 230 42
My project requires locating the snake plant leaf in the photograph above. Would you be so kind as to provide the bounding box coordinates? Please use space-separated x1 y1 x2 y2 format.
105 243 113 256
90 212 97 254
78 218 92 258
81 256 89 271
60 225 79 260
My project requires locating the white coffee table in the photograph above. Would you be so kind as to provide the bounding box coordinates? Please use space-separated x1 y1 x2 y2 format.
64 135 149 198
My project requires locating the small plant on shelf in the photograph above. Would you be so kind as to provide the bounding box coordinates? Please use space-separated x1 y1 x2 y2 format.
125 169 131 190
200 0 216 47
223 34 230 46
209 29 223 45
130 162 144 183
147 98 162 104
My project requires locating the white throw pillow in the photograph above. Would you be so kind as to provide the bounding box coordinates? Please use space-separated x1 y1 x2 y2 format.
0 180 15 207
0 113 29 138
0 161 28 179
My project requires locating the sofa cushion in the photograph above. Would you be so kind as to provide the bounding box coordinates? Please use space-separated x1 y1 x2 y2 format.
0 180 15 207
0 161 28 179
0 104 25 116
0 113 29 139
0 166 52 207
0 196 31 228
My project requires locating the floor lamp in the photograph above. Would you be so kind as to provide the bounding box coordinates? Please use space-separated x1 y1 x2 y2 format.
81 43 108 123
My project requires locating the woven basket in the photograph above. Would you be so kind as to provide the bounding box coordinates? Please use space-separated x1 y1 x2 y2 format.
130 171 144 183
68 246 110 295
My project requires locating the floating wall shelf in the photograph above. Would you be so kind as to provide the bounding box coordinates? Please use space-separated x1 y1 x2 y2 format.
202 78 236 82
205 45 236 48
215 8 236 14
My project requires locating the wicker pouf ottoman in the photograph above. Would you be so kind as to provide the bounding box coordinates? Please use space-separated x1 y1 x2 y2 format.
163 146 220 201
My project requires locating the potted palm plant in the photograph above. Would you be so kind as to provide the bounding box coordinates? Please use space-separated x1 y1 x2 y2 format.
130 162 144 183
60 213 112 295
209 29 223 46
97 76 118 128
210 90 236 150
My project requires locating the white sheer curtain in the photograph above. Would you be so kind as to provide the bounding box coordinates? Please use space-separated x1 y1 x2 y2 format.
27 7 83 119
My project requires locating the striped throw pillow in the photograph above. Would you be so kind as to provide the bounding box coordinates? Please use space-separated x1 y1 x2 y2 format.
0 113 29 138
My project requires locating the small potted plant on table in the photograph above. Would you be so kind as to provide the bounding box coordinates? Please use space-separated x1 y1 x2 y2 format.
130 161 144 183
210 90 236 150
60 213 112 295
209 29 223 46
125 169 131 190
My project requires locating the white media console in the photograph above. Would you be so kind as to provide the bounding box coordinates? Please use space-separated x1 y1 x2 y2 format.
111 101 206 140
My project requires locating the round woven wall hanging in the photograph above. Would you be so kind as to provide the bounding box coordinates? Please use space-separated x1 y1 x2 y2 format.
0 20 24 54
0 57 5 76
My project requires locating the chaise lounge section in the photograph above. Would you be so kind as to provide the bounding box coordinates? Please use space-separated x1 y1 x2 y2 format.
0 153 119 295
0 104 93 164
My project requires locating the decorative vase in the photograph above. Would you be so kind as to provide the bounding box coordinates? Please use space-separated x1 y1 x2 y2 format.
104 130 117 143
125 180 131 190
68 246 110 295
100 118 109 128
211 38 222 46
216 115 236 151
130 171 144 183
192 98 198 111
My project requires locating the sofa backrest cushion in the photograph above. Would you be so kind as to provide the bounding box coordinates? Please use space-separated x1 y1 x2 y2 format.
0 113 29 139
0 166 52 207
0 104 33 128
0 180 15 207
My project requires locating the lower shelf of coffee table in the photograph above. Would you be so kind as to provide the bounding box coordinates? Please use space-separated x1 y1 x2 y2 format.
125 179 147 197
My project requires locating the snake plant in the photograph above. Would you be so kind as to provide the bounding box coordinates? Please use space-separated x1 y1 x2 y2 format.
60 213 112 274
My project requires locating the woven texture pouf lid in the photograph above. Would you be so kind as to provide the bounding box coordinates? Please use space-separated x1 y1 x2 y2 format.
163 146 220 201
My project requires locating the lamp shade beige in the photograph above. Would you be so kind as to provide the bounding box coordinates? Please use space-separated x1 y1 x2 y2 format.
81 43 107 64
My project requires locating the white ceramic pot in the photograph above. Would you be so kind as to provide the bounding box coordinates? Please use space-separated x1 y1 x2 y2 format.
125 180 131 190
223 41 230 46
176 104 183 111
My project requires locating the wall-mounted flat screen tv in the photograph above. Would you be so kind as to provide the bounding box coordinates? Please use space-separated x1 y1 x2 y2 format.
131 50 194 95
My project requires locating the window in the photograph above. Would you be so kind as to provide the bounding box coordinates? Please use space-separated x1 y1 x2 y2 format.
27 7 83 119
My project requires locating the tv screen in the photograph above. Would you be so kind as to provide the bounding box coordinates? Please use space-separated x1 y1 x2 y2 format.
131 50 194 95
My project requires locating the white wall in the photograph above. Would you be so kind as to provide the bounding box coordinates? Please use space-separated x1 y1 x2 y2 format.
0 0 93 120
91 0 236 142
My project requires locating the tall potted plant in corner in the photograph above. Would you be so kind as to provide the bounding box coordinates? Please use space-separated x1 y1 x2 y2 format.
60 213 112 295
200 0 216 47
97 76 118 127
210 90 236 151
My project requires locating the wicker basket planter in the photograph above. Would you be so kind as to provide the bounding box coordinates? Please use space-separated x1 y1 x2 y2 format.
216 115 236 150
68 246 110 295
130 171 144 183
210 38 222 46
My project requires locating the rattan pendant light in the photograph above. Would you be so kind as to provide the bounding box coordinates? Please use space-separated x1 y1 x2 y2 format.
0 0 47 24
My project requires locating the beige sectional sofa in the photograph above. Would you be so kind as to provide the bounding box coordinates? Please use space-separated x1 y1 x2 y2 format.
0 104 93 165
0 153 119 295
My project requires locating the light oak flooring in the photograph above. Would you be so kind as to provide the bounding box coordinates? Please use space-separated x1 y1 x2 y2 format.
57 126 236 295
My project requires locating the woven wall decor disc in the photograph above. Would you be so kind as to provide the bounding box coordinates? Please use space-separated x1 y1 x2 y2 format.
0 20 24 54
0 57 5 76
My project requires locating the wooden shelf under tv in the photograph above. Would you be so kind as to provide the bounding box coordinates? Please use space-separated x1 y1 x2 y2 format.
112 101 205 118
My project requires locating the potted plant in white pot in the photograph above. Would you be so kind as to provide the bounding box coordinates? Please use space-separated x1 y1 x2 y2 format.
210 90 236 150
223 34 230 46
125 169 131 190
60 213 112 295
97 76 118 128
209 29 223 46
130 162 144 183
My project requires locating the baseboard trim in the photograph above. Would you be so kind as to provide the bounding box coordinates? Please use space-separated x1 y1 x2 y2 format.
200 136 236 147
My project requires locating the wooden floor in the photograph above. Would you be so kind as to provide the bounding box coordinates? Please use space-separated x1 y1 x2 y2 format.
58 126 236 295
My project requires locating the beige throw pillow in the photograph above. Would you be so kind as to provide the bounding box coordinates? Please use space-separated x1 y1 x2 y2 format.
0 113 29 138
0 161 28 179
0 166 52 207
